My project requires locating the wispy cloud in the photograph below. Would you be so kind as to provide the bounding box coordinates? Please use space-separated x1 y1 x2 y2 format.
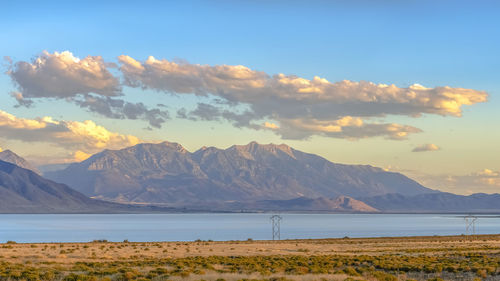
9 91 34 108
74 95 169 128
412 143 441 152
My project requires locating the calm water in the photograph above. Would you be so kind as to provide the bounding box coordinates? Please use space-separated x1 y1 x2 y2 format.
0 213 499 243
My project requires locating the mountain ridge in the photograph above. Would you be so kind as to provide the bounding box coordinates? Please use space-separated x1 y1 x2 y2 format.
46 141 436 207
2 143 500 213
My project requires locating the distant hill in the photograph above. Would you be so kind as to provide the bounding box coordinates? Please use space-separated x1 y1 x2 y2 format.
0 159 175 213
46 141 436 207
227 196 379 212
38 163 72 174
0 149 40 174
361 192 500 213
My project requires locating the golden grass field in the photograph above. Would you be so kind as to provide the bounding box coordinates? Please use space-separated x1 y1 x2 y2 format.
1 234 500 281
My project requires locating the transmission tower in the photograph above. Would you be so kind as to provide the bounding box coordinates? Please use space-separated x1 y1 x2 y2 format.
270 214 282 240
464 215 478 236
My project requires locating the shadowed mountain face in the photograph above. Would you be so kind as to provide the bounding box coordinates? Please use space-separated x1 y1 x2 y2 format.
0 150 40 174
46 141 435 206
0 159 179 213
0 159 103 213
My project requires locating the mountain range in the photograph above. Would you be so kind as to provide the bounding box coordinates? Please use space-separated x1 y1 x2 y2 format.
45 141 434 206
1 141 500 213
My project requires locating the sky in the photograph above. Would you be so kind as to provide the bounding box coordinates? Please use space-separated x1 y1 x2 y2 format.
0 0 499 194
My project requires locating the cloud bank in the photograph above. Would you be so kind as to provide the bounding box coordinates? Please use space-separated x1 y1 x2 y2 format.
7 51 169 128
6 51 488 140
119 55 488 139
0 110 141 156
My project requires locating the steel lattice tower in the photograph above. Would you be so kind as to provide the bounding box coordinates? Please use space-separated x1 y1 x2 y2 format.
270 214 282 240
464 215 478 236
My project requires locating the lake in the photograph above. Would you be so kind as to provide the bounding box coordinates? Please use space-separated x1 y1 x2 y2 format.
0 213 499 243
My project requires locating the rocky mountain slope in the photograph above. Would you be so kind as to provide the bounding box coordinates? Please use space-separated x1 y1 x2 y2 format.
46 141 436 207
0 160 173 213
0 149 40 174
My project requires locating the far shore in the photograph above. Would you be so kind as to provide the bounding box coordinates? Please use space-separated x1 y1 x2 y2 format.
3 210 500 214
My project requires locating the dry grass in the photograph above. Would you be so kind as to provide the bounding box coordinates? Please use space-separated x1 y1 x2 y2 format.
1 234 499 264
0 234 499 281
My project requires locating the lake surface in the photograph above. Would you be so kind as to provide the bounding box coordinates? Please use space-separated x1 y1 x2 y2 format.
0 213 499 243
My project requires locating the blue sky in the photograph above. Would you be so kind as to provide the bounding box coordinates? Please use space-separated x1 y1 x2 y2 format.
1 0 499 194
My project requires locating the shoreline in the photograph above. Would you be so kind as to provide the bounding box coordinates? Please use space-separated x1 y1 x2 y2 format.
2 233 500 244
3 211 500 215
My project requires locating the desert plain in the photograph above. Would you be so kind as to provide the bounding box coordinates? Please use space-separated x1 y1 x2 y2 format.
1 235 500 281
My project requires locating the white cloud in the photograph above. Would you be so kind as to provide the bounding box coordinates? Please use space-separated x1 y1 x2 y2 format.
412 143 441 152
0 110 141 155
7 51 169 128
477 168 499 177
474 169 500 187
119 55 488 140
8 51 121 98
263 122 279 130
6 52 488 138
277 117 422 140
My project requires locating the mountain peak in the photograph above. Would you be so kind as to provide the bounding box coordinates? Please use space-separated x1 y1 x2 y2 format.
232 141 295 158
0 149 40 174
159 141 188 153
0 149 15 156
117 141 188 155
